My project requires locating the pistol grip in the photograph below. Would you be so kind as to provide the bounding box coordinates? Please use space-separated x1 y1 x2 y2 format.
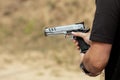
74 36 90 53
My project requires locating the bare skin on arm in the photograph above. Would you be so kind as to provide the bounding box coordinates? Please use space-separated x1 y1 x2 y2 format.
72 32 112 76
84 42 112 74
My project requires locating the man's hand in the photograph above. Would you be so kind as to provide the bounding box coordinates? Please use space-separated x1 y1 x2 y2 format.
71 32 90 63
72 32 91 50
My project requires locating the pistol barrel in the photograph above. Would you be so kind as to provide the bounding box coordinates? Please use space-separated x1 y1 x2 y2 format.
44 23 87 36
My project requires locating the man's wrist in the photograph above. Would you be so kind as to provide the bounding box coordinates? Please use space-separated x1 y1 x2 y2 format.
80 62 101 76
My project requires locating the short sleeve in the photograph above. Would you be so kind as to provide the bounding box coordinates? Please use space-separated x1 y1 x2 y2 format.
90 0 120 44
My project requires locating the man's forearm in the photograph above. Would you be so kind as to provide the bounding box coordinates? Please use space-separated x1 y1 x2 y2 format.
82 41 111 76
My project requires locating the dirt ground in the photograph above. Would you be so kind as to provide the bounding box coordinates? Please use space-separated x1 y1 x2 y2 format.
0 51 102 80
0 62 101 80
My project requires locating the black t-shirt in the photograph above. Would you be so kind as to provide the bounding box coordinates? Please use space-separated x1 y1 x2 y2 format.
90 0 120 80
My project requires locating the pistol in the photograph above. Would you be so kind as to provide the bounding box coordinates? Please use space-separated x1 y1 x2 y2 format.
44 22 90 53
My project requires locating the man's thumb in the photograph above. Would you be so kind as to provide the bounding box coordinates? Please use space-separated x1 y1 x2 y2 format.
71 32 85 38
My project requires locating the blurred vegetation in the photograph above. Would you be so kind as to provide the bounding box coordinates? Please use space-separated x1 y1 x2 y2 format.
0 0 95 70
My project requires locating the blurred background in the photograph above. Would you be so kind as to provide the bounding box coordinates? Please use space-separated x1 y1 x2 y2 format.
0 0 104 80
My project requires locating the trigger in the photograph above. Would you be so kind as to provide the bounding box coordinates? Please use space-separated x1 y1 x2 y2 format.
65 35 74 39
65 35 69 38
65 35 67 38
